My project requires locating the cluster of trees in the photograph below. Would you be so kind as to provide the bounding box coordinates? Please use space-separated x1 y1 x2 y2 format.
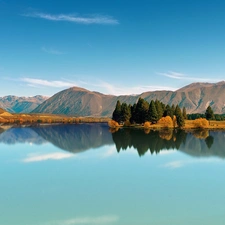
188 106 225 121
112 98 186 128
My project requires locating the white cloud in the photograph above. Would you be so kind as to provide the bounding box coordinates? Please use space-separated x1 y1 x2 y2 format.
86 80 176 95
21 78 77 88
19 77 175 94
162 158 223 169
159 71 221 82
158 150 176 155
101 146 118 158
23 12 119 25
23 152 74 162
41 47 65 55
40 215 119 225
163 160 184 169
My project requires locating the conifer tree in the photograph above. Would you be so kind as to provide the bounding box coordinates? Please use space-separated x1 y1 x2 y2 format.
130 103 137 123
112 100 122 123
148 100 158 124
121 102 131 122
182 107 187 119
171 104 176 115
155 99 163 120
205 106 214 120
174 105 185 128
135 98 149 123
163 104 173 119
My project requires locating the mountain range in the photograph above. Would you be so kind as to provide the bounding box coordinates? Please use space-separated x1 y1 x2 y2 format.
0 95 48 113
32 81 225 116
1 81 225 116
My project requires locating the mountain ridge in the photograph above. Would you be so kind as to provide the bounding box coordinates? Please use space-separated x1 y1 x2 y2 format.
32 81 225 116
0 95 48 113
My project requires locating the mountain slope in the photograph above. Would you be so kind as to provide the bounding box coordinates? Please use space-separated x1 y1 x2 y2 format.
32 81 225 117
0 95 48 113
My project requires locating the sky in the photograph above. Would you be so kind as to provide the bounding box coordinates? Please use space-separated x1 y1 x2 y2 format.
1 0 225 97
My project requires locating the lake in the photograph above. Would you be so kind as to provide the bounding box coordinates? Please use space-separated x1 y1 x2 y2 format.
0 123 225 225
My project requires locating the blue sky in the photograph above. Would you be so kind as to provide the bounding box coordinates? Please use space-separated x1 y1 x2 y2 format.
1 0 225 97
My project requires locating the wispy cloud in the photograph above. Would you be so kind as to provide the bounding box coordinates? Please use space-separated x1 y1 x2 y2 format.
162 158 223 169
41 47 65 55
163 160 184 169
159 71 221 82
101 146 118 158
21 78 77 88
23 152 74 163
158 150 176 156
85 80 176 95
23 12 119 25
40 215 119 225
19 77 175 94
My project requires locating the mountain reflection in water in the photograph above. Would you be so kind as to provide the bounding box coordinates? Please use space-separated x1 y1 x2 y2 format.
0 124 225 158
0 124 113 153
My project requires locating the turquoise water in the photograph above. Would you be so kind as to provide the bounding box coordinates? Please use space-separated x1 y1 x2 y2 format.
0 124 225 225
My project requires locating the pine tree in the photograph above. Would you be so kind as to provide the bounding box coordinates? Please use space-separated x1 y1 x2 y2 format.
121 102 131 122
174 105 185 128
135 98 149 123
205 106 214 120
148 100 158 124
112 100 122 123
155 99 163 120
182 107 187 119
130 103 137 123
171 104 176 115
163 104 173 119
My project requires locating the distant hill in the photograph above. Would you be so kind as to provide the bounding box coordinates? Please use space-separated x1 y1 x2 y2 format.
0 108 13 116
32 87 137 116
0 95 48 113
32 81 225 116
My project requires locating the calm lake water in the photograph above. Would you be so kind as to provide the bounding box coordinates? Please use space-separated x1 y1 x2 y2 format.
0 123 225 225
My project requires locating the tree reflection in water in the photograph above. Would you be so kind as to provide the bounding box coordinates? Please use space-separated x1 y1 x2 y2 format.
111 128 188 156
111 128 222 157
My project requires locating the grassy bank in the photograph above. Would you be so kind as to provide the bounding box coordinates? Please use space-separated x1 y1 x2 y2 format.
108 119 225 130
0 113 110 125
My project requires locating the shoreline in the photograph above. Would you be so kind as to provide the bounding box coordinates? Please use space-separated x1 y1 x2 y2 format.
0 113 110 126
108 120 225 130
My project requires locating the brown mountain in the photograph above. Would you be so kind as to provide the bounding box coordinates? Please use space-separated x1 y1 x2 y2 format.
0 95 49 113
32 81 225 116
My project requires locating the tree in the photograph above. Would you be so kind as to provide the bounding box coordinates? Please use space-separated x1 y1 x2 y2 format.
193 118 209 128
205 106 214 121
135 98 149 124
112 100 122 123
155 99 163 120
163 104 173 119
148 100 158 124
121 102 131 122
174 105 185 128
130 103 137 123
171 104 176 115
182 107 187 119
158 116 173 127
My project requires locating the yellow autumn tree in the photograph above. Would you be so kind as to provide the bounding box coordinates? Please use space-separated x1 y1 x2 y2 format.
158 116 173 128
108 119 120 128
193 118 209 128
144 121 151 129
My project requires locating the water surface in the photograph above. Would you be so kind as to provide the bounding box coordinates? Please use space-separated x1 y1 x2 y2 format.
0 124 225 225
